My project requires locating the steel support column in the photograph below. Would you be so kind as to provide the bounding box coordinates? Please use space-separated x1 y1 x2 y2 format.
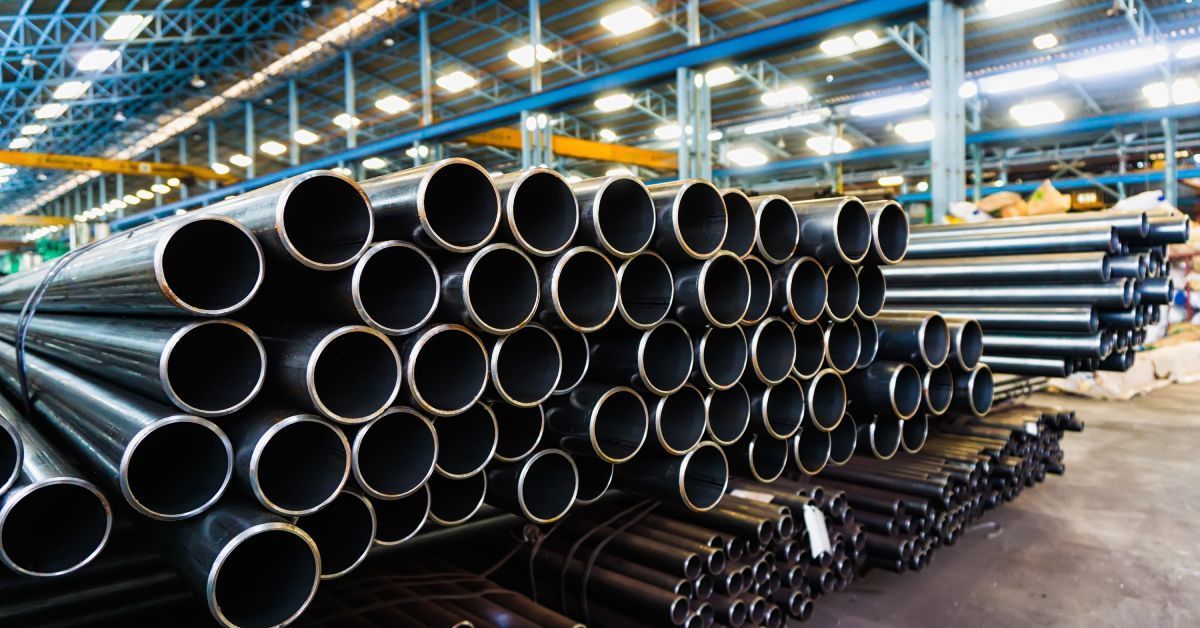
207 120 218 191
178 135 188 200
928 0 965 222
244 101 256 179
289 78 300 166
1162 117 1178 207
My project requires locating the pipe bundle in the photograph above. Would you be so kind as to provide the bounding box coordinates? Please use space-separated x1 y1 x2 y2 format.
883 208 1188 377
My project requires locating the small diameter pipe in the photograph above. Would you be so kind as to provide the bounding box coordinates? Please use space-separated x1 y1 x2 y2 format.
729 433 789 483
371 484 430 545
651 385 709 455
855 316 879 368
616 252 675 330
550 328 590 395
740 255 774 326
350 406 437 499
855 265 887 319
747 194 799 264
490 403 545 462
540 246 619 332
905 225 1119 259
720 189 758 259
426 472 488 527
882 252 1111 285
492 168 580 257
791 322 826 379
982 355 1073 377
790 427 831 476
772 256 827 324
951 365 994 417
823 264 860 322
746 377 806 440
674 251 751 328
400 324 489 417
486 448 579 524
827 414 857 466
293 490 376 580
914 305 1098 333
790 196 871 264
885 280 1135 308
432 402 498 479
822 318 862 375
571 175 656 258
546 384 649 464
648 179 729 260
439 243 540 335
487 323 562 407
692 325 749 391
704 383 752 446
945 317 984 371
921 364 954 416
614 441 729 512
748 317 797 385
861 200 910 265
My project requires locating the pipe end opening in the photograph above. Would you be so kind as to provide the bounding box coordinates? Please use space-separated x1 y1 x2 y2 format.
0 480 110 576
124 418 230 519
165 321 265 416
281 174 373 268
159 217 263 314
210 524 319 627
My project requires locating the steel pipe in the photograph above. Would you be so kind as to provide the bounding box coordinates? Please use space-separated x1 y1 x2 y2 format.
858 415 902 460
874 310 950 368
855 265 887 319
748 317 797 385
293 490 376 580
945 317 984 371
491 403 545 463
1098 308 1144 329
862 200 910 264
921 364 954 416
704 383 751 446
790 196 871 264
883 252 1111 285
843 361 922 420
747 194 799 264
951 365 994 417
433 402 499 479
740 255 773 326
720 189 758 259
827 414 857 466
572 175 656 258
399 324 489 417
1137 277 1175 305
729 433 789 483
438 243 540 335
1099 350 1135 372
616 252 675 330
614 441 728 512
900 414 928 454
791 323 826 379
323 240 440 335
492 168 580 257
911 305 1098 333
692 325 749 390
772 257 827 324
359 158 500 253
486 448 578 524
790 427 831 475
589 320 694 396
906 225 1119 259
569 453 614 505
371 484 430 545
674 251 751 328
1108 254 1148 280
350 406 437 499
550 328 590 395
823 264 860 322
910 207 1148 239
540 246 619 332
1126 215 1190 246
651 385 709 455
983 332 1111 358
545 384 649 464
648 179 729 260
0 416 15 495
802 369 847 432
746 377 806 440
426 472 487 526
487 323 562 407
856 316 879 368
822 318 862 374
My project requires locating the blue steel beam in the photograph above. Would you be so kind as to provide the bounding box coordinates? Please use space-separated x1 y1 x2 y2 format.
896 167 1200 203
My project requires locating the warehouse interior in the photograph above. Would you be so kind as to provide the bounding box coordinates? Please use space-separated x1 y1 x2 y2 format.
0 1 1198 626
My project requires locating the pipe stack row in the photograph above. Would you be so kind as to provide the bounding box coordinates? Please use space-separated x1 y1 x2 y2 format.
882 208 1189 377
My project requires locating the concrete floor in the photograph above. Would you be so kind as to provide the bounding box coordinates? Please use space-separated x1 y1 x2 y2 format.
814 381 1200 627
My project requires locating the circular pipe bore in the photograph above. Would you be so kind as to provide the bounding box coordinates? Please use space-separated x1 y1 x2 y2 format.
512 449 579 524
758 377 805 439
122 417 232 521
588 387 650 464
372 484 430 545
617 252 675 329
654 385 708 455
679 442 729 512
162 320 265 418
753 195 799 264
745 434 789 483
490 324 562 407
251 415 351 516
871 201 910 264
791 428 831 475
695 325 748 390
805 370 847 432
275 171 374 270
868 415 902 460
791 322 826 379
588 176 656 257
0 479 111 577
854 265 886 319
427 472 487 526
550 328 590 395
571 454 614 504
823 265 860 322
749 317 796 385
778 257 827 324
352 407 437 499
294 490 376 580
923 364 954 415
824 319 862 374
638 321 695 396
699 252 751 328
828 414 857 466
157 215 264 315
856 317 879 368
890 363 923 420
405 324 489 417
918 314 951 368
968 366 995 416
502 169 580 257
413 158 502 253
901 414 928 454
433 403 498 479
833 199 871 264
352 241 440 335
672 181 728 259
704 384 751 445
952 319 984 371
464 244 541 334
548 246 619 332
491 403 545 462
721 190 757 258
207 522 320 628
740 255 773 326
308 326 402 424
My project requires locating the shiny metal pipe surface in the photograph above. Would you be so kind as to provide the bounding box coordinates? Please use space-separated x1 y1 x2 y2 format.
857 415 901 460
873 311 949 368
487 323 562 407
350 406 438 499
823 318 862 375
882 252 1111 285
855 265 887 319
790 427 831 476
650 385 709 455
790 196 871 264
907 305 1098 333
739 255 774 326
438 243 540 335
491 168 579 257
674 251 751 328
791 322 826 379
399 324 489 417
648 179 728 260
540 246 619 333
588 320 693 396
911 208 1148 239
843 361 922 420
720 189 758 259
945 317 984 371
983 332 1111 358
432 402 498 479
951 365 994 417
827 413 857 466
616 252 675 330
905 225 1119 259
1098 308 1144 329
1137 277 1175 305
1108 254 1148 279
772 256 827 324
572 175 656 258
747 194 799 264
747 317 796 385
855 316 879 369
545 384 649 464
861 200 910 265
692 325 749 390
614 441 728 512
981 355 1074 377
921 363 954 416
745 377 805 440
823 264 860 322
486 448 578 524
728 433 788 483
704 383 751 446
802 369 847 432
293 489 376 580
886 281 1134 308
550 328 590 395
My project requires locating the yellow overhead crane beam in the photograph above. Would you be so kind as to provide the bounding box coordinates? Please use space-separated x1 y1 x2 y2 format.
0 215 74 227
461 128 678 171
0 150 237 183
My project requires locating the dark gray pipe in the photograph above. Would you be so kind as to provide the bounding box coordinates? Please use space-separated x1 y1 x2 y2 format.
910 207 1148 239
890 280 1137 310
827 413 857 466
545 384 649 464
1099 351 1136 372
704 383 751 446
400 324 489 417
0 214 264 316
720 189 758 259
0 340 231 521
550 328 590 395
1109 254 1148 279
569 452 614 505
728 433 788 483
790 427 831 475
1098 308 1144 329
259 324 401 424
921 363 954 416
882 252 1111 285
772 256 827 324
862 200 910 264
588 320 694 396
693 325 748 390
747 194 799 264
745 377 805 440
650 385 709 455
822 318 862 374
1125 215 1190 246
855 316 879 369
982 355 1073 377
984 332 1111 358
614 441 728 512
740 255 773 326
438 243 540 335
789 196 871 264
857 415 901 460
906 225 1119 259
492 168 580 257
674 251 751 328
433 402 498 479
616 252 675 330
486 448 578 524
1137 277 1175 305
333 240 441 334
823 264 860 322
371 484 430 545
648 179 728 260
293 489 376 580
572 175 656 258
540 246 619 332
873 310 954 368
0 415 15 495
427 471 488 526
223 406 350 516
801 369 846 432
0 314 265 418
951 365 994 417
908 305 1098 333
350 406 437 499
748 317 797 385
900 414 928 454
843 361 922 420
791 322 826 379
490 402 544 462
855 265 887 319
945 317 984 370
487 323 562 407
359 158 500 253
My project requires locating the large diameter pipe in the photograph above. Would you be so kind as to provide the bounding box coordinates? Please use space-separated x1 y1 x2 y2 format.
0 314 265 418
651 385 709 455
802 369 847 432
546 384 649 464
400 324 489 417
614 441 728 512
945 317 984 371
822 318 862 374
855 265 887 319
705 384 751 446
856 316 879 368
728 433 789 483
550 328 590 395
371 484 430 545
823 264 860 322
693 325 749 390
259 324 401 424
888 280 1135 308
648 179 729 260
589 320 694 396
572 175 656 258
0 409 110 577
951 365 994 417
293 489 376 580
748 317 797 385
790 197 871 264
843 361 922 420
983 332 1111 358
900 414 928 454
223 407 350 516
791 322 826 379
438 243 540 335
569 453 614 505
487 323 562 407
490 402 544 463
0 341 231 521
491 168 580 257
827 414 857 466
674 251 751 328
427 472 488 526
856 415 901 460
921 364 954 416
433 403 499 479
740 256 773 326
350 406 437 499
909 305 1098 333
982 355 1074 377
746 377 806 440
772 256 827 324
359 158 500 253
0 214 264 316
874 311 951 368
882 252 1111 285
911 207 1148 239
747 195 799 264
720 189 758 259
540 246 619 332
861 200 910 264
905 225 1119 259
617 252 675 330
154 501 320 628
486 448 578 524
790 426 831 476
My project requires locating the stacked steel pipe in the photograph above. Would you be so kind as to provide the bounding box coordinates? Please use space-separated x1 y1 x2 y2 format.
883 208 1188 377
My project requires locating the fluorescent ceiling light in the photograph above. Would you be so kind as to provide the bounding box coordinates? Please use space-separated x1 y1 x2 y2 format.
1178 41 1200 59
167 177 181 186
744 118 790 135
260 140 287 156
601 6 656 36
229 153 253 168
76 49 120 72
959 81 979 99
362 157 388 170
878 175 904 187
761 85 811 108
1032 33 1059 50
1143 78 1200 107
405 145 430 159
745 108 830 135
606 167 634 176
916 181 929 192
507 44 555 68
594 93 634 112
820 36 856 57
598 128 618 141
726 147 768 167
151 183 171 194
103 14 152 41
34 103 68 119
849 92 929 117
20 124 46 136
704 66 738 87
52 80 91 100
136 189 154 200
211 162 230 175
708 130 723 141
984 0 1063 17
1010 100 1065 126
979 67 1059 94
853 30 881 48
654 124 682 140
437 70 476 93
333 113 361 129
293 129 320 145
124 194 140 204
806 135 852 155
894 119 936 143
1143 82 1170 108
375 94 412 114
1057 46 1168 80
0 168 14 176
